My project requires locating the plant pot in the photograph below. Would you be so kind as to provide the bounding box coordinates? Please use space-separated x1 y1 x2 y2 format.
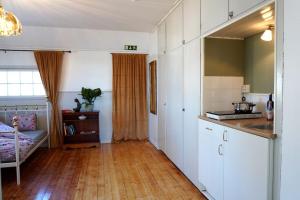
85 104 94 112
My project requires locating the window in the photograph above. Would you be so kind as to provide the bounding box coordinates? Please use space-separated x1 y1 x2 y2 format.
0 70 46 97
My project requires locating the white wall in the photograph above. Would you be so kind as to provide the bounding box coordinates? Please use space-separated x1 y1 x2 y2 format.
202 76 243 113
147 30 159 148
280 0 300 199
61 51 112 92
0 26 151 143
0 26 150 52
245 93 270 116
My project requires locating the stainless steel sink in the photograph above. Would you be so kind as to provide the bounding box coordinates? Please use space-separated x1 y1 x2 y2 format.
245 124 273 131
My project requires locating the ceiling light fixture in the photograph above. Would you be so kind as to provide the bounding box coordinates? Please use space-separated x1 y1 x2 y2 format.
260 7 271 14
264 16 273 22
261 26 273 42
262 11 273 20
0 0 22 36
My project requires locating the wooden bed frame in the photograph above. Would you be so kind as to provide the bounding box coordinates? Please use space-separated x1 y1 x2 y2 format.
0 103 50 185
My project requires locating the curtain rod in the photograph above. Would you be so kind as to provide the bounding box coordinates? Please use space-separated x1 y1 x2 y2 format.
0 49 72 53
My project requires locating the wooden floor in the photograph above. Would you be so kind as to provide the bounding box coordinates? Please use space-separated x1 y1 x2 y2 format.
2 141 206 200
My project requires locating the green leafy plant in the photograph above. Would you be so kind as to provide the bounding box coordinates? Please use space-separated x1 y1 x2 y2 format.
79 87 102 106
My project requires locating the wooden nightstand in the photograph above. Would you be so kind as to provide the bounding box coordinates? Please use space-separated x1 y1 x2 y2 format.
62 111 100 145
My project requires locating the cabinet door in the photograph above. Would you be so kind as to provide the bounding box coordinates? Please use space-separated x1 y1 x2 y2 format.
183 0 201 43
198 120 224 200
224 128 271 200
201 0 228 34
158 22 166 56
229 0 265 18
166 3 183 51
165 47 184 170
183 38 201 187
157 55 167 152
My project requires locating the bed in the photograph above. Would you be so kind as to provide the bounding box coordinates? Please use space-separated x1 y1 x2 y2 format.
0 104 50 185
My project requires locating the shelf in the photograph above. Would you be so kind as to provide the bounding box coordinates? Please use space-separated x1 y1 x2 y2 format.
63 119 98 122
62 111 100 144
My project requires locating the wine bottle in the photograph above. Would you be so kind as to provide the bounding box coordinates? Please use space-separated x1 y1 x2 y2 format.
266 94 274 121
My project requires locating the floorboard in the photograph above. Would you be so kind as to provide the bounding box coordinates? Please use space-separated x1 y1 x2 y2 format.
2 141 206 200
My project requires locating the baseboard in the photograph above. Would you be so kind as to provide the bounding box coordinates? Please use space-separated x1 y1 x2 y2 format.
149 138 159 149
100 138 112 144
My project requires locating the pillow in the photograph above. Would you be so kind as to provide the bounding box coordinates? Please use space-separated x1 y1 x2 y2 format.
8 113 37 131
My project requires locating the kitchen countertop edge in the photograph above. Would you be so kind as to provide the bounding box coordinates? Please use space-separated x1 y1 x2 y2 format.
198 116 277 140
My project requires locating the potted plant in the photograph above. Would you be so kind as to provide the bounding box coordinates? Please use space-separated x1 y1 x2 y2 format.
79 87 102 111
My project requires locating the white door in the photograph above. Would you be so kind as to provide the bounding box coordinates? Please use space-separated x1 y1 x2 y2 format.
229 0 265 18
183 38 201 187
157 54 167 152
201 0 228 34
166 47 184 170
158 22 166 55
223 128 271 200
183 0 201 43
166 3 183 51
198 120 224 200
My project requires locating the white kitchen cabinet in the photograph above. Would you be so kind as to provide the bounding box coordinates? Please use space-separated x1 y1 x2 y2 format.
158 22 166 55
183 38 201 187
166 3 183 51
157 54 167 151
198 119 273 200
223 128 272 200
183 0 201 43
165 47 184 170
229 0 265 18
198 120 224 200
201 0 228 35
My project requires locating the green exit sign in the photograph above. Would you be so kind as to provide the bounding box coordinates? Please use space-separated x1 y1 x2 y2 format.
124 45 138 51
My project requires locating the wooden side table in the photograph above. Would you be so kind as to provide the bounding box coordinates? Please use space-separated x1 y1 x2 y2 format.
62 111 100 145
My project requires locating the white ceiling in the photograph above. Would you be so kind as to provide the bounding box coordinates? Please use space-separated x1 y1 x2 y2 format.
2 0 177 32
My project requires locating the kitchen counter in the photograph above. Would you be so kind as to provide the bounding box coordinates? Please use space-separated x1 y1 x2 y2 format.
199 116 276 139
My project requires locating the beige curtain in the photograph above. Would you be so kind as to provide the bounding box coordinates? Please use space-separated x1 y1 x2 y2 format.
112 53 148 142
34 51 64 148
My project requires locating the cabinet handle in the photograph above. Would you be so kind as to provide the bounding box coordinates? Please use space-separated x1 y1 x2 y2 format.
218 144 223 156
223 130 228 142
205 127 212 131
229 11 234 19
182 108 185 112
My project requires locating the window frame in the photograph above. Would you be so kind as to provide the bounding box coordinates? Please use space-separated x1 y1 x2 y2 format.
0 68 46 98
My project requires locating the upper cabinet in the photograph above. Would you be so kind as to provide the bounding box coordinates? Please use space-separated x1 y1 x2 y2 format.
158 22 166 55
201 0 269 35
183 0 201 43
201 0 228 34
229 0 265 18
166 3 183 51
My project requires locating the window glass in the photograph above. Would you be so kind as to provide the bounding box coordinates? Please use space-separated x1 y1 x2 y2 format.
33 71 42 83
0 69 45 97
7 71 20 83
0 71 7 83
20 71 33 83
21 84 33 96
0 84 7 96
33 84 46 96
8 84 21 96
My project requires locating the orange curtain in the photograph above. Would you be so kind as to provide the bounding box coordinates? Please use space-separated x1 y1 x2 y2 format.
112 53 148 142
34 51 64 148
